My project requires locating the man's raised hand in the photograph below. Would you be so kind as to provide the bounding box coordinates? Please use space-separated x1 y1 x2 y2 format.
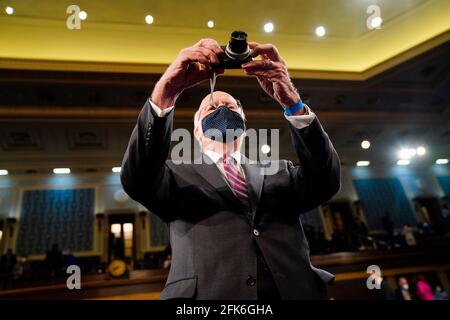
151 39 225 109
242 42 302 111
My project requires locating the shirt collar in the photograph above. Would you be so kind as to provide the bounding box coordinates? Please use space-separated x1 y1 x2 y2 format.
203 149 241 165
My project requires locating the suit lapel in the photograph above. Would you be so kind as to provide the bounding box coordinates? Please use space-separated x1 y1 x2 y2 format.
241 156 265 221
192 155 247 215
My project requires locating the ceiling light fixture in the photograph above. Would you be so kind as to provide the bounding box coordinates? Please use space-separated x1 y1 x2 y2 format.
408 148 417 157
53 168 71 174
361 140 371 149
436 159 449 165
78 11 87 20
145 15 154 25
356 161 370 167
371 16 382 28
397 159 410 166
261 144 271 154
207 20 214 28
5 6 14 15
315 26 326 37
263 22 274 33
398 148 411 159
416 146 426 156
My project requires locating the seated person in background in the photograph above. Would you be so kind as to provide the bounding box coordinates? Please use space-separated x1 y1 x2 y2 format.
371 272 394 300
0 248 17 273
394 277 414 300
442 203 449 219
0 249 17 289
351 215 369 250
402 224 417 246
45 243 63 279
414 275 434 300
433 286 448 300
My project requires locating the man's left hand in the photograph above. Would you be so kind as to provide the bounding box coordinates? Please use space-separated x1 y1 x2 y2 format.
242 42 303 113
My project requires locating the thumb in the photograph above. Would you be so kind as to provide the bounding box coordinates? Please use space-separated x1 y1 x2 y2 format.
248 41 259 49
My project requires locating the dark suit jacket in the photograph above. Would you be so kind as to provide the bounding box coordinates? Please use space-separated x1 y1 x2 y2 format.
121 100 341 299
394 288 415 300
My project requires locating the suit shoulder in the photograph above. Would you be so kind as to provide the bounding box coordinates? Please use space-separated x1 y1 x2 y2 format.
258 159 290 167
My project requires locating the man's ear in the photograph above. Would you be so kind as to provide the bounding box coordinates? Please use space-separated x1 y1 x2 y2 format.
194 125 202 143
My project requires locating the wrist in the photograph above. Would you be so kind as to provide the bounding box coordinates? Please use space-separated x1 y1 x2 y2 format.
151 79 182 110
281 96 300 108
283 98 305 116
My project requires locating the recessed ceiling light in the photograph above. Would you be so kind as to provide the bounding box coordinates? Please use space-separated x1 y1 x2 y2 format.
112 167 122 173
0 169 8 176
356 161 370 167
315 26 326 37
5 6 14 15
53 168 71 174
416 146 426 156
398 148 411 160
263 22 274 33
78 11 87 20
436 159 449 165
397 159 410 166
371 16 382 28
361 140 371 149
261 144 271 154
145 15 154 25
207 20 214 28
408 148 417 157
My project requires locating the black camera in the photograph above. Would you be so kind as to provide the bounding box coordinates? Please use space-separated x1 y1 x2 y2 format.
217 31 252 69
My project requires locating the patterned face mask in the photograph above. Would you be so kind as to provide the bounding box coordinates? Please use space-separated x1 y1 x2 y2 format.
201 106 245 143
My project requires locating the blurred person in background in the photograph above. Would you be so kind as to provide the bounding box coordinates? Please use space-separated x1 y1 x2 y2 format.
372 273 394 300
0 249 17 289
414 275 434 300
351 214 369 250
395 277 414 300
433 286 448 300
402 224 417 246
45 243 63 279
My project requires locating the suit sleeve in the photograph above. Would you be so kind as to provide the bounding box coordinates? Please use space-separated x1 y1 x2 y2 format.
287 116 341 213
120 100 176 221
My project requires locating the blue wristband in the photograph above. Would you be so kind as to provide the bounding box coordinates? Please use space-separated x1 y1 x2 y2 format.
283 99 304 116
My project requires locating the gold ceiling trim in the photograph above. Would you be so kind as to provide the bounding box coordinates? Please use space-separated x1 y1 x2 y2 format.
0 30 448 81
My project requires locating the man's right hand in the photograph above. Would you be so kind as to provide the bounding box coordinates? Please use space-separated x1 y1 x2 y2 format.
151 39 224 109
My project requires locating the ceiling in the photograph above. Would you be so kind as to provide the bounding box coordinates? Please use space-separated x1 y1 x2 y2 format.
0 0 430 37
0 0 449 78
0 40 448 173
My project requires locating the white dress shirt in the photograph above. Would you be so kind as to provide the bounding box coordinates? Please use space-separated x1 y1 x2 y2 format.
149 99 316 130
203 149 245 179
148 99 316 192
149 98 316 179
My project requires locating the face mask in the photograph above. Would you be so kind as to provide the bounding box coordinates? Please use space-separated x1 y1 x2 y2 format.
201 106 245 143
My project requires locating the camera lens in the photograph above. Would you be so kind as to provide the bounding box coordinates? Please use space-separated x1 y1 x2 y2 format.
225 31 250 60
229 31 248 54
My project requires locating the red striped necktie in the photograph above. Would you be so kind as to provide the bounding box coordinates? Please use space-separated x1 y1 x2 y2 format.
223 156 249 204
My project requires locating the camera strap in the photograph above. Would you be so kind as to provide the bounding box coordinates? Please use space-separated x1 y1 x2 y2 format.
209 70 217 107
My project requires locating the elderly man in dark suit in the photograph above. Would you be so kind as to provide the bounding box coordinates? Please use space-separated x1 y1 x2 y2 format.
121 39 341 300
